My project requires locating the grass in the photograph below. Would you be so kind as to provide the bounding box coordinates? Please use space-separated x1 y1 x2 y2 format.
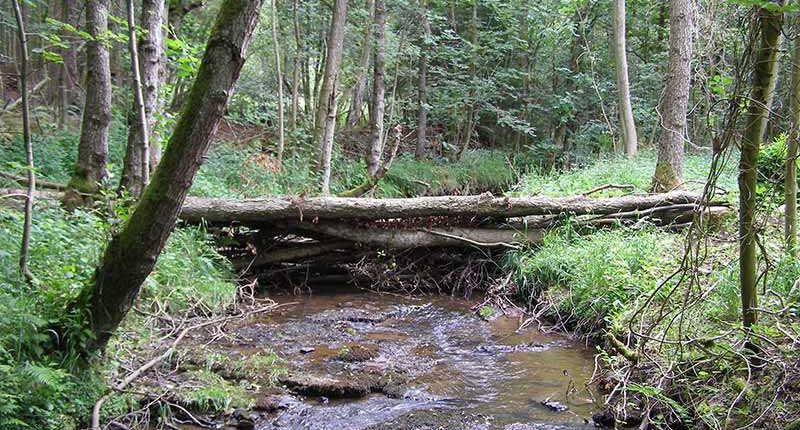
191 142 516 198
0 201 237 429
515 150 738 198
507 225 674 333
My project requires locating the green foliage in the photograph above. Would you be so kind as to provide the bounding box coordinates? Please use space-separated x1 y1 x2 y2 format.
183 370 253 413
515 150 738 198
0 201 238 428
757 134 798 201
508 226 672 331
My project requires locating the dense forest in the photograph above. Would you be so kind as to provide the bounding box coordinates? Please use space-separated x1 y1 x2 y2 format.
1 0 799 429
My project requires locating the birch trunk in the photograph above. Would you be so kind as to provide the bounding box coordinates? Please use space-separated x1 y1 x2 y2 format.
271 0 285 167
345 0 375 129
314 0 348 194
612 0 638 158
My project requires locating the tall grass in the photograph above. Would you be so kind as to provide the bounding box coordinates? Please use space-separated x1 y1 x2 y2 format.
515 150 738 197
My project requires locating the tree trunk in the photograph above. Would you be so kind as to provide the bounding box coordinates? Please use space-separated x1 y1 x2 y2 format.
180 190 716 224
64 0 112 208
787 15 799 257
12 0 35 284
365 0 385 180
415 0 431 160
290 0 301 130
652 0 693 192
612 0 638 158
119 0 151 198
271 0 285 168
73 0 264 353
740 4 782 329
455 0 479 161
345 0 375 129
314 0 348 194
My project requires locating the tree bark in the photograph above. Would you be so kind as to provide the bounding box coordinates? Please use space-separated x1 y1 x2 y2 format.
366 0 385 179
64 0 112 208
119 0 151 198
180 190 716 225
652 0 693 192
345 0 375 129
313 0 347 194
612 0 638 158
788 15 800 258
271 0 285 168
290 0 301 130
12 0 35 284
74 0 264 352
740 4 782 329
415 0 431 160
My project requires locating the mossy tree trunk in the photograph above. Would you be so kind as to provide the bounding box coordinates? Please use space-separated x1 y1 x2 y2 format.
74 0 264 353
740 3 782 329
612 0 638 158
652 0 693 192
64 0 112 208
787 14 799 258
271 0 285 168
366 0 385 180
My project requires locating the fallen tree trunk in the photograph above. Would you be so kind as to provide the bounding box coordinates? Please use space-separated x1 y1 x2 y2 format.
288 221 543 249
181 190 722 225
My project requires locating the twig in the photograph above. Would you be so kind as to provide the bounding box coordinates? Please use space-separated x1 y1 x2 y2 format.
420 228 521 249
91 302 286 430
582 183 636 196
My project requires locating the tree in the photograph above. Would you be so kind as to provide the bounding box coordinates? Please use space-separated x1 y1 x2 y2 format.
120 0 151 198
415 0 431 160
12 0 34 284
63 0 112 207
73 0 264 352
740 3 782 330
290 0 302 130
120 0 167 198
313 0 348 194
787 15 799 257
271 0 286 168
346 0 375 129
652 0 694 192
612 0 637 158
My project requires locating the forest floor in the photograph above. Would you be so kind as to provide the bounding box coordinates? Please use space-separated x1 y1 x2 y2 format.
1 122 800 429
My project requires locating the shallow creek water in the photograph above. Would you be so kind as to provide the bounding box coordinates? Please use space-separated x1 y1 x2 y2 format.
185 287 598 430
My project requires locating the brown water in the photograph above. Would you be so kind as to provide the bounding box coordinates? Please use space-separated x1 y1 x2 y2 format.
184 287 598 430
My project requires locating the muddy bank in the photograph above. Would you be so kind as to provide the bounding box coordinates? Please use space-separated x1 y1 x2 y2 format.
171 287 598 429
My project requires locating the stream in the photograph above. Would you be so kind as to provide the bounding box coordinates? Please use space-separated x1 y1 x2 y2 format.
182 287 598 430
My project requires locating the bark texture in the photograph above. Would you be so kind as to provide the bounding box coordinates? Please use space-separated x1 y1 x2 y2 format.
346 0 375 129
271 0 285 167
75 0 264 352
612 0 638 158
180 190 715 225
120 0 151 198
314 0 348 194
64 0 112 207
652 0 693 192
740 5 782 329
366 0 386 180
787 15 800 257
12 0 34 284
415 0 431 160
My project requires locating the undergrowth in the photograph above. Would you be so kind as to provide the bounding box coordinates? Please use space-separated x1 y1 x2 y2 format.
0 202 237 429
